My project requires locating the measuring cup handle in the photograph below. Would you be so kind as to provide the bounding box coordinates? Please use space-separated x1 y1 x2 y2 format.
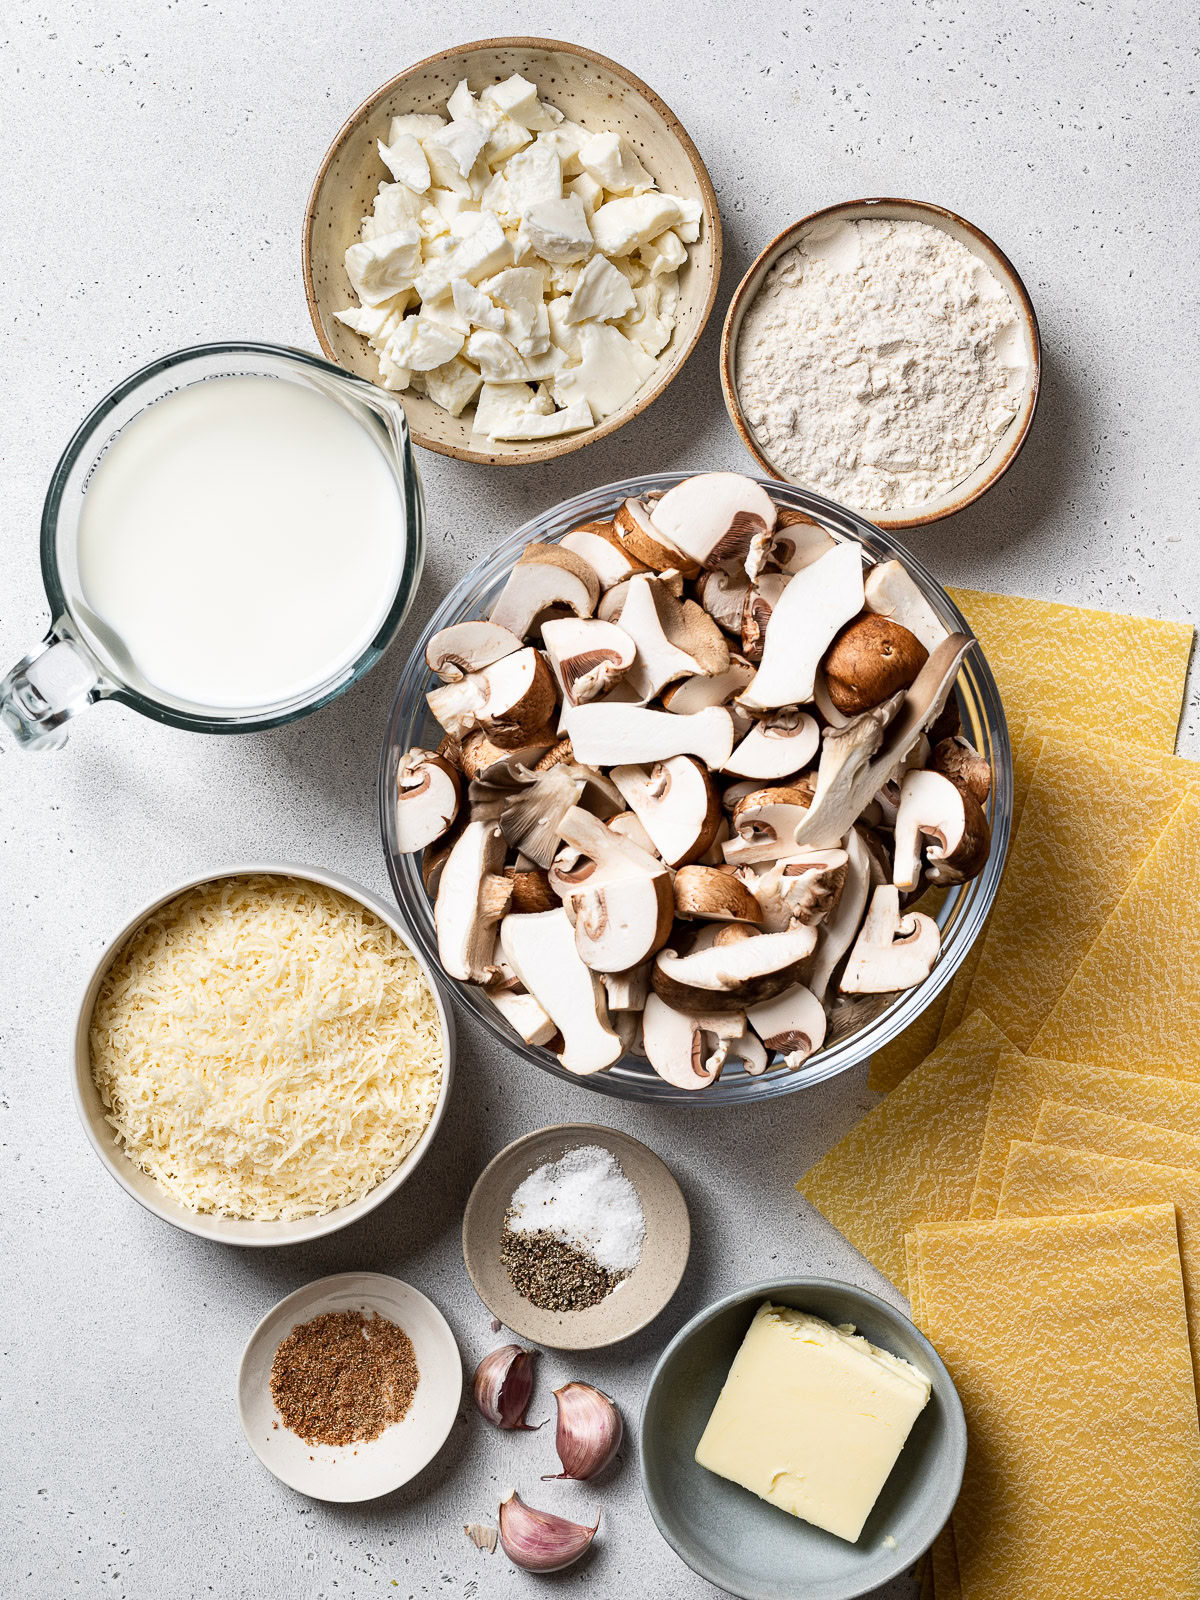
0 617 110 750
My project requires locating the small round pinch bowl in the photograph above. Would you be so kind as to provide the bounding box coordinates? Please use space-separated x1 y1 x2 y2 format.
639 1278 966 1600
721 198 1041 531
303 37 722 465
73 863 455 1247
380 472 1012 1106
238 1272 462 1501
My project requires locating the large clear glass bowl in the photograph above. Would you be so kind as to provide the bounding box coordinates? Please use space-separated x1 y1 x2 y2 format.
379 474 1011 1104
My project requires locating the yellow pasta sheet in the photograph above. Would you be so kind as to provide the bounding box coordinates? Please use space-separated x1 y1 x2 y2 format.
1035 1100 1200 1172
964 732 1198 1050
970 1050 1200 1219
910 1204 1200 1600
998 1141 1200 1386
798 1011 1011 1290
1032 791 1200 1070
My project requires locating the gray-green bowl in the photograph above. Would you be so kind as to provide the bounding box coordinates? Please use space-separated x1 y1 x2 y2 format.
639 1278 965 1600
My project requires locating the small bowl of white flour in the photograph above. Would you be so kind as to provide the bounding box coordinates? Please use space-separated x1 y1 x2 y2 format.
722 198 1040 529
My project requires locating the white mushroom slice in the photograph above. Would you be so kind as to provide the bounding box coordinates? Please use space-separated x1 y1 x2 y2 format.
603 961 651 1013
613 496 698 576
561 522 648 590
812 667 852 730
425 620 523 681
720 778 766 815
746 984 827 1068
839 883 941 994
741 849 849 931
673 865 763 924
767 514 837 576
724 710 819 780
696 568 752 635
723 785 815 866
649 472 777 574
611 756 721 867
663 659 755 717
892 768 991 889
597 566 684 624
809 828 872 1001
640 994 727 1091
395 748 461 853
541 616 636 705
738 541 865 711
427 646 556 749
499 908 624 1074
792 634 973 849
617 574 708 700
728 1028 769 1076
563 703 735 770
425 669 491 740
652 925 818 1014
499 761 621 868
488 543 599 637
608 810 659 857
483 982 557 1047
548 806 674 971
740 572 791 663
863 559 950 655
435 820 513 983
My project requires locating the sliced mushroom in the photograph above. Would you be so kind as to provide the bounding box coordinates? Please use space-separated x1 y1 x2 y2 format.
720 777 769 815
459 728 555 782
611 755 721 867
603 961 651 1013
649 472 778 574
822 615 929 716
812 667 852 730
740 573 791 664
499 761 622 868
616 574 712 701
768 513 837 575
723 785 815 866
673 865 763 924
932 735 992 804
641 994 728 1090
541 616 636 705
489 544 599 638
483 982 557 1047
739 541 865 711
892 768 992 889
697 815 732 865
652 925 818 1014
746 984 827 1068
563 703 735 771
724 709 819 781
504 864 558 913
425 620 523 682
662 659 754 719
740 848 849 931
863 559 950 655
548 806 674 971
613 497 699 577
807 827 872 1001
696 569 752 636
394 748 461 854
499 908 624 1074
839 883 941 993
560 521 649 590
608 810 659 857
435 820 513 983
427 647 556 749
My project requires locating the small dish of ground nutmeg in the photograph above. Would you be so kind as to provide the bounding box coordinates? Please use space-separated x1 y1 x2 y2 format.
237 1273 461 1501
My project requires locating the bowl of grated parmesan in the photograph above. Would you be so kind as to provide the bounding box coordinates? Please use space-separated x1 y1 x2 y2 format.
73 864 454 1246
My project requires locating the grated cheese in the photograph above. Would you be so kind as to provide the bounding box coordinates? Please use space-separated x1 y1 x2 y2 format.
89 875 445 1221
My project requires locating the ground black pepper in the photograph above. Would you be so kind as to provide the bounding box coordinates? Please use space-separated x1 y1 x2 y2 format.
500 1221 622 1311
269 1309 419 1447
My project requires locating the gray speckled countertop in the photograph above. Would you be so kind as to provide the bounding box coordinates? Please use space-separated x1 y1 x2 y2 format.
2 2 1197 1597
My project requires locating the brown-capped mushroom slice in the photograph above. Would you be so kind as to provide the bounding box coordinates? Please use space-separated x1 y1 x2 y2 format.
488 544 599 638
863 559 950 655
482 982 558 1047
767 514 837 576
458 729 553 783
426 647 556 748
809 828 872 1002
541 616 636 706
822 615 929 716
720 777 767 815
563 703 735 770
839 883 941 993
498 908 624 1074
792 634 974 850
616 574 710 700
611 755 722 868
696 568 752 636
394 748 461 854
640 994 727 1090
434 820 513 983
547 806 674 972
673 865 764 924
425 620 524 682
740 848 850 931
649 472 778 575
723 785 815 866
504 864 558 913
932 735 992 804
652 925 818 1014
892 768 991 889
739 541 866 711
746 984 827 1068
740 572 791 664
724 709 820 781
697 816 732 865
603 961 651 1013
613 497 699 577
561 521 650 591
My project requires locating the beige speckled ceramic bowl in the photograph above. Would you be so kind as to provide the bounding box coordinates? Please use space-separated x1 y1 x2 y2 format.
303 38 722 466
461 1124 690 1349
721 198 1041 530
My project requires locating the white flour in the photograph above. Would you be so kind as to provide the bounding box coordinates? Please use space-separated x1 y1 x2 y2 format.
736 218 1029 513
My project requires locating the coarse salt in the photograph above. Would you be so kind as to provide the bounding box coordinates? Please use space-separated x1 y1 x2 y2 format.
507 1145 645 1276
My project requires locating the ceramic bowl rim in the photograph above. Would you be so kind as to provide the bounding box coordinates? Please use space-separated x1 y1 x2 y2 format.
720 196 1042 529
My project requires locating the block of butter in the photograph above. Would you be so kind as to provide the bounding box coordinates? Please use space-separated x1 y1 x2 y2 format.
694 1302 932 1542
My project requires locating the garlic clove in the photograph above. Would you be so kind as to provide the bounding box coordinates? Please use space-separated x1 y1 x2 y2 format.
542 1381 623 1480
473 1344 539 1430
498 1491 598 1572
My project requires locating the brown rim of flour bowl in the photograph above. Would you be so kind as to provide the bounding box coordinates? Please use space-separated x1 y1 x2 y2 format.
303 37 723 467
720 198 1041 531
